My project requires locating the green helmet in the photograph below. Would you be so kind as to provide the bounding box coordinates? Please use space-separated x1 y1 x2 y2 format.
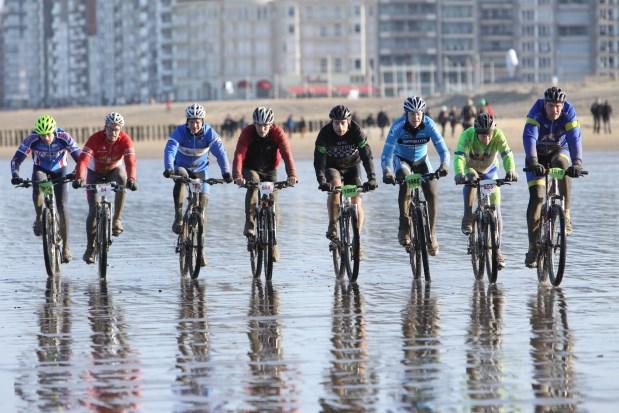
34 114 57 135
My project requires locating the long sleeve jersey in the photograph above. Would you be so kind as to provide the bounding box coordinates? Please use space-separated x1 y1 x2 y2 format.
164 123 230 176
313 120 375 183
453 127 515 176
10 129 80 175
76 130 137 181
523 99 582 163
232 124 297 179
381 115 450 174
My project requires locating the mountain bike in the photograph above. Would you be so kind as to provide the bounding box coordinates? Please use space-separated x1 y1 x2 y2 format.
84 181 124 279
457 178 510 283
396 172 440 282
325 184 373 283
242 180 290 281
523 167 588 286
169 175 225 279
14 174 74 277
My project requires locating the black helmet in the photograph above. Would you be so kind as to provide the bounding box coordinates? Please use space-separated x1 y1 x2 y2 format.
329 105 352 120
474 112 495 134
544 87 566 103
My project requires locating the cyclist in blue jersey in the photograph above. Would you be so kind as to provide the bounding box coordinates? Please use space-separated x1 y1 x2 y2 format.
163 103 232 265
10 114 81 262
381 96 450 255
523 87 584 268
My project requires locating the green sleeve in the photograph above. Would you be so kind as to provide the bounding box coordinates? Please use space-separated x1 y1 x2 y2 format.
453 129 472 175
494 129 515 172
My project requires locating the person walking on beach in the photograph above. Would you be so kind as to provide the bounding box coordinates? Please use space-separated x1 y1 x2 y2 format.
377 110 390 139
438 106 449 136
601 100 612 134
591 98 601 134
448 106 459 137
461 99 476 130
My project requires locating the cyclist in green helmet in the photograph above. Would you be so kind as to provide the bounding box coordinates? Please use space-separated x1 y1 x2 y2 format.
10 114 81 262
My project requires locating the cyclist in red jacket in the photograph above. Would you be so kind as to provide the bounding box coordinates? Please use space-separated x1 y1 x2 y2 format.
73 112 137 264
232 107 298 261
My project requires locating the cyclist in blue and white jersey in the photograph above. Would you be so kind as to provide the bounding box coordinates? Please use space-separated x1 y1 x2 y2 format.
163 103 232 264
381 96 450 255
10 114 81 262
523 86 584 268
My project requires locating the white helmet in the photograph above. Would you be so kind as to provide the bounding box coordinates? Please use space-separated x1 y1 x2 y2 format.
105 112 125 127
403 96 426 113
252 107 274 124
185 103 206 119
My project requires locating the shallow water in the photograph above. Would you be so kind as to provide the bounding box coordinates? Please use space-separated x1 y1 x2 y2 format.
1 151 618 412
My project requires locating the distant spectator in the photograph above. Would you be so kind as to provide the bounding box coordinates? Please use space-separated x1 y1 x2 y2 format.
285 114 295 135
448 106 459 137
437 105 449 136
351 112 360 125
238 115 247 129
297 116 307 139
601 100 612 134
165 99 172 112
461 99 476 130
376 109 390 139
478 98 495 117
365 113 376 128
591 98 602 134
222 114 237 139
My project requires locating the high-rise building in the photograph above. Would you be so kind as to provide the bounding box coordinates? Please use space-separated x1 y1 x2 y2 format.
595 0 619 78
478 0 516 82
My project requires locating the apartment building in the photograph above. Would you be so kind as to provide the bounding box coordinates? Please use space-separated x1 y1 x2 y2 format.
478 0 516 82
595 0 619 77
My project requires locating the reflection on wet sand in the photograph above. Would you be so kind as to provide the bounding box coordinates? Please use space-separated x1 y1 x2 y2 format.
465 282 505 411
245 279 297 412
320 282 378 412
174 278 211 411
80 281 142 412
529 286 578 412
400 280 441 411
15 277 75 411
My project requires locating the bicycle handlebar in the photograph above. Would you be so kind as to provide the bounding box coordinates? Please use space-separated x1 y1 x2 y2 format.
14 174 75 189
322 183 374 193
522 167 588 177
168 175 226 185
456 178 511 187
241 180 291 190
83 181 125 192
394 171 439 185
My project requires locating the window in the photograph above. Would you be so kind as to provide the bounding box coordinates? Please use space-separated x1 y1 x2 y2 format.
334 58 342 73
321 58 328 73
558 25 588 36
288 6 295 16
354 24 361 33
355 59 361 69
289 24 294 34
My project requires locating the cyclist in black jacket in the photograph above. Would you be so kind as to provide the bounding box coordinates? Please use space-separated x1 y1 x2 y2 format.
314 105 377 240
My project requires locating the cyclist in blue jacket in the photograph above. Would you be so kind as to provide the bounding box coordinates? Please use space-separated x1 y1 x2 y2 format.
163 103 232 265
10 114 81 262
523 87 584 268
381 96 450 255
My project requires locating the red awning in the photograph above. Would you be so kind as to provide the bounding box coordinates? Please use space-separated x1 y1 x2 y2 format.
256 79 272 90
237 79 251 89
287 85 329 95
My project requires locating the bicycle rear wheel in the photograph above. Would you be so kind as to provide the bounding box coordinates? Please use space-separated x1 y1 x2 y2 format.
547 205 567 286
347 210 361 283
249 235 261 278
408 206 421 280
485 212 499 283
469 218 483 280
413 207 430 282
97 206 110 279
41 208 60 277
187 213 203 279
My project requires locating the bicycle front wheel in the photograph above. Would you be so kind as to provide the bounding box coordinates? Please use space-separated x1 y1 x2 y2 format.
187 213 203 280
470 218 483 280
41 208 60 278
408 206 421 280
418 207 431 282
178 217 189 276
347 210 361 283
97 206 110 279
263 208 274 281
547 205 567 286
485 212 499 284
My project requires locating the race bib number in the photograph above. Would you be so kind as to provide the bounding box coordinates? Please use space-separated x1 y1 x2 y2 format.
405 173 422 189
260 182 274 196
341 184 358 198
96 183 112 195
479 179 497 196
189 179 203 193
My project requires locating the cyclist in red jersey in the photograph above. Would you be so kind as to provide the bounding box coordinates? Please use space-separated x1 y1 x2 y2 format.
233 107 298 261
73 112 137 264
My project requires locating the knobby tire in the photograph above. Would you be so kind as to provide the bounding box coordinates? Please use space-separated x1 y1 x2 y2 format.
348 211 361 283
409 205 422 280
264 208 274 281
188 213 203 280
486 212 499 284
97 206 110 279
416 207 431 282
470 217 483 280
547 205 567 286
41 208 59 278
